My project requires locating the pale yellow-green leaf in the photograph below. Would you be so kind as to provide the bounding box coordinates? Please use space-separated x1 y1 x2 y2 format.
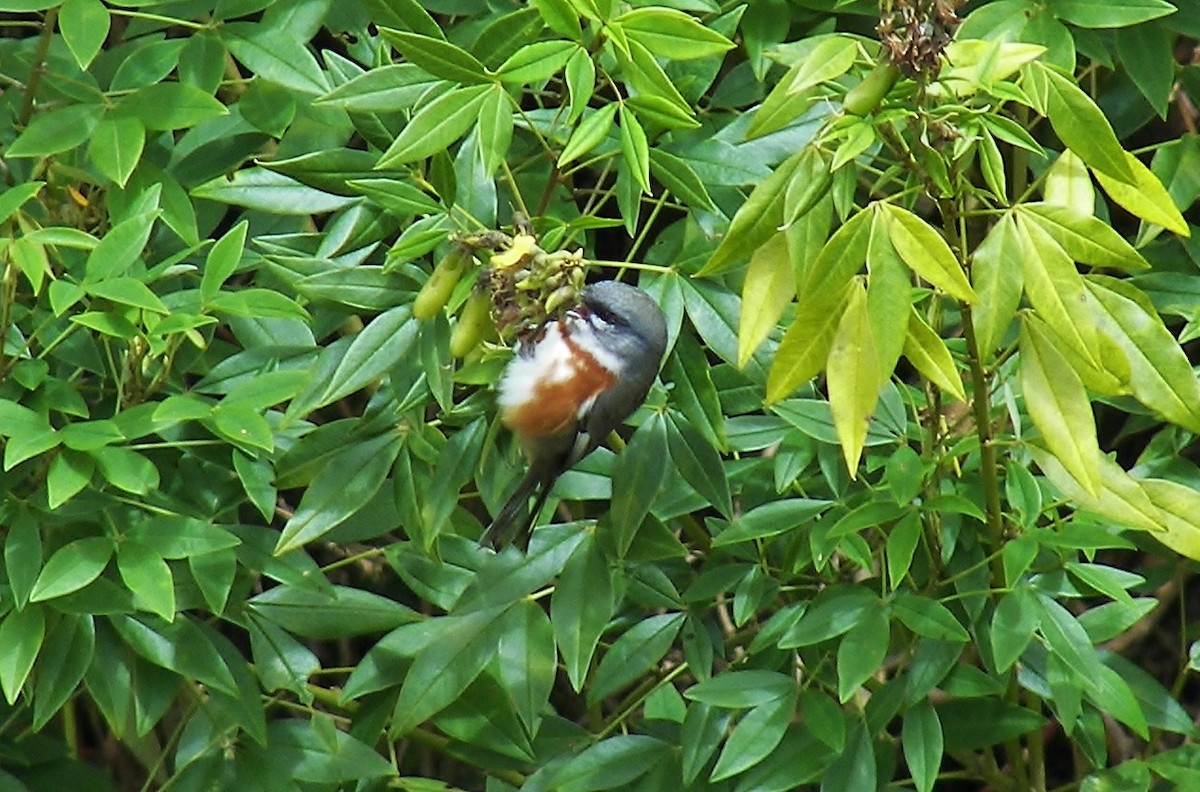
881 204 977 303
830 121 877 171
787 35 860 93
766 281 851 403
786 193 833 288
1093 150 1190 236
782 147 834 229
942 39 1046 95
1139 479 1200 561
1014 213 1103 369
978 131 1007 201
1027 447 1161 534
739 232 794 368
970 214 1023 360
904 308 965 401
865 214 911 377
798 204 871 299
1086 276 1200 433
1019 317 1101 495
826 280 881 476
1043 149 1093 215
1016 203 1150 272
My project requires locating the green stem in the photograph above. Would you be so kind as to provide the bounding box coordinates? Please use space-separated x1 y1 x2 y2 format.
18 6 58 127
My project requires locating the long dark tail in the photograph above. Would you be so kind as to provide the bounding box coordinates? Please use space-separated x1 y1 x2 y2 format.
480 469 554 550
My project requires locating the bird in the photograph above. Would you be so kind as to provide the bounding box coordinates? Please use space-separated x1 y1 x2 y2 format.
480 280 668 550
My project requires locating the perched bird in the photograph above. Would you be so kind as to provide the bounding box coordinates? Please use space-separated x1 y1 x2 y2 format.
481 280 668 549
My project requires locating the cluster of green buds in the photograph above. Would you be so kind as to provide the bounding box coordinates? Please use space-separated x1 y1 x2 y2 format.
410 228 591 359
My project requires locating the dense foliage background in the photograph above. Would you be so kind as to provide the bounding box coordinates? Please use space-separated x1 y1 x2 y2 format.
2 0 1200 789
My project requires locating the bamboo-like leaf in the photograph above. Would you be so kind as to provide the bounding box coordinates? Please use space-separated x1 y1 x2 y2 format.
826 280 881 476
1042 150 1094 216
970 214 1023 359
798 205 871 299
1139 479 1200 561
865 216 911 377
1086 276 1200 433
1017 203 1150 272
766 281 851 403
1029 63 1133 182
1014 213 1103 370
1092 150 1190 236
1019 316 1101 495
881 204 977 303
699 151 804 276
904 308 965 401
738 232 794 368
1030 447 1162 534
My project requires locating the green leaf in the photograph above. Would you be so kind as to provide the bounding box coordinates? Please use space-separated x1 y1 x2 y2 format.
60 0 110 70
902 700 943 792
648 148 714 211
546 735 668 790
0 181 42 224
117 541 175 621
247 614 320 702
1030 63 1133 182
119 82 228 130
30 537 113 602
712 498 831 547
904 308 966 401
389 606 509 735
88 114 144 187
32 613 94 729
766 279 850 403
89 446 160 494
590 613 684 704
1092 150 1190 236
564 47 595 122
1036 592 1106 689
1017 203 1150 272
1019 315 1101 495
938 698 1046 750
836 606 889 701
223 22 329 94
617 103 651 194
667 411 733 518
497 40 577 84
699 150 803 276
710 688 796 781
84 277 168 314
615 7 735 60
552 535 613 691
738 232 794 368
1087 276 1200 434
826 280 881 475
377 84 492 167
192 168 355 214
0 606 45 704
111 614 237 694
497 599 557 731
533 0 583 39
4 516 42 610
275 433 401 554
992 586 1041 671
315 64 442 112
46 450 91 509
892 592 969 641
288 306 417 417
477 84 514 177
7 104 104 158
881 204 977 303
380 28 491 85
249 584 419 639
1046 0 1176 28
558 103 618 166
201 220 247 302
685 670 795 708
886 511 922 589
782 585 879 647
610 413 668 555
1115 21 1173 117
